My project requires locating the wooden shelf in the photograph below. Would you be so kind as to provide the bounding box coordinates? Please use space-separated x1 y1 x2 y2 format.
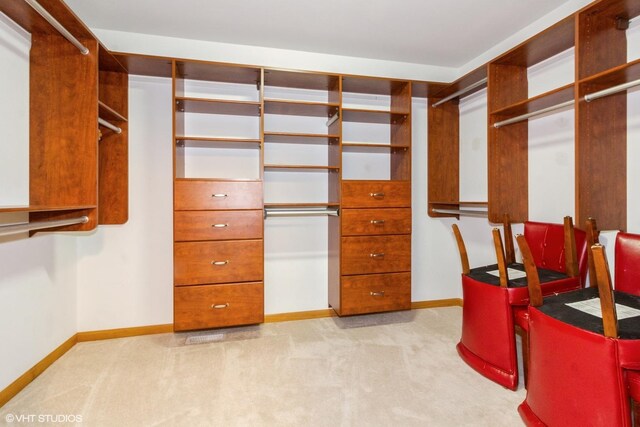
174 61 260 84
176 136 261 147
175 177 262 182
0 205 96 213
175 97 261 116
264 202 340 208
342 108 409 124
342 143 409 151
98 100 127 122
490 83 575 118
432 66 487 102
263 132 339 144
578 57 640 89
264 99 338 117
112 53 173 78
264 69 339 91
430 201 488 207
264 165 340 171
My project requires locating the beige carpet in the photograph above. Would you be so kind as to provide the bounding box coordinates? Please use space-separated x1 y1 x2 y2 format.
0 307 526 426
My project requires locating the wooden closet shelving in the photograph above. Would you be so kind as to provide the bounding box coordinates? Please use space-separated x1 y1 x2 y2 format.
0 0 130 233
263 132 339 144
490 83 574 118
263 99 339 116
175 97 261 116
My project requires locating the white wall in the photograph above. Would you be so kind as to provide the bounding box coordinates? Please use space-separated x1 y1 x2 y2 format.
0 15 78 392
76 76 174 331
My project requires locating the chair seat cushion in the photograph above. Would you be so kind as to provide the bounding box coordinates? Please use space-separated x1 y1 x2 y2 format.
628 371 640 401
467 262 568 288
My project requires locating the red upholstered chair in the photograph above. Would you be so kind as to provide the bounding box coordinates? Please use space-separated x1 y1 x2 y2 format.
615 232 640 295
453 217 588 390
518 243 640 426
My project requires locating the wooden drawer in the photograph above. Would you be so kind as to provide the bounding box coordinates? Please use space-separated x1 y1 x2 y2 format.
342 181 410 208
175 180 262 210
174 240 263 286
174 282 264 331
342 208 411 236
174 210 263 241
340 273 411 315
341 235 411 275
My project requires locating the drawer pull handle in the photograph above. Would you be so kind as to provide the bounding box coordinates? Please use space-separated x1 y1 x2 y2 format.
212 223 228 228
369 192 385 198
370 253 385 258
211 303 229 309
211 260 229 266
370 291 385 297
212 193 228 198
370 220 385 225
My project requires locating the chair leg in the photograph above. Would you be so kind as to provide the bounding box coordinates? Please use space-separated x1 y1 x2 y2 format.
515 325 530 389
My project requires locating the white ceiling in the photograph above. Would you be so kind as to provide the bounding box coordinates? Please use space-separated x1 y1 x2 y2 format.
66 0 573 68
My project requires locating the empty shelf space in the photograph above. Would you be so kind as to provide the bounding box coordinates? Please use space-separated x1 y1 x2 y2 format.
174 61 261 84
176 136 262 147
430 201 488 207
98 100 127 122
429 201 488 217
264 164 340 171
263 132 339 144
490 83 574 117
175 97 261 116
342 108 409 124
342 77 410 95
264 69 339 91
578 57 640 89
0 205 96 213
263 99 339 117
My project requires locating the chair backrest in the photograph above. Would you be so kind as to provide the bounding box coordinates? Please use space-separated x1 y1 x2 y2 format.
452 224 470 275
515 234 543 307
585 218 600 288
524 218 588 284
614 232 640 295
592 244 619 338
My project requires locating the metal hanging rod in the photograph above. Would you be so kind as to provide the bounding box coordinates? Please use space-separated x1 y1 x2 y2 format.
432 208 488 218
98 118 122 134
432 78 488 108
264 207 339 218
584 77 640 103
0 215 89 237
493 99 574 129
24 0 89 55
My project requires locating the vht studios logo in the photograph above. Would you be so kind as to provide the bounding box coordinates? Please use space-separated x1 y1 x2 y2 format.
5 413 83 423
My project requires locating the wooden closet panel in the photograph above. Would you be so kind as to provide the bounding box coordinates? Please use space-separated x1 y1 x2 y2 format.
174 282 264 331
29 34 99 230
174 240 263 286
174 180 263 210
174 210 263 241
340 272 411 315
341 235 411 275
341 208 411 236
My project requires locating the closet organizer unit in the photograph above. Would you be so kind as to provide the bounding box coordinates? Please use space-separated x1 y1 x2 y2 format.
333 77 412 315
172 61 264 331
0 0 128 235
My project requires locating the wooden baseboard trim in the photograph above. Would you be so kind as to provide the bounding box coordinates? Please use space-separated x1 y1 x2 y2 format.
76 324 174 342
0 334 77 408
264 308 337 323
411 298 463 309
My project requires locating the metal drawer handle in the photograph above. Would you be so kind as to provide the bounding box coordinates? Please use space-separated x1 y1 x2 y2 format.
211 303 229 309
370 220 385 225
211 260 229 266
212 193 228 198
370 291 385 297
212 223 228 228
369 192 385 198
370 253 385 258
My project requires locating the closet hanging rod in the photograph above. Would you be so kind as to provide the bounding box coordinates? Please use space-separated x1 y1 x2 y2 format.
432 208 488 218
0 215 89 237
584 77 640 102
98 118 122 134
264 207 339 218
24 0 89 55
432 78 488 108
493 99 574 128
